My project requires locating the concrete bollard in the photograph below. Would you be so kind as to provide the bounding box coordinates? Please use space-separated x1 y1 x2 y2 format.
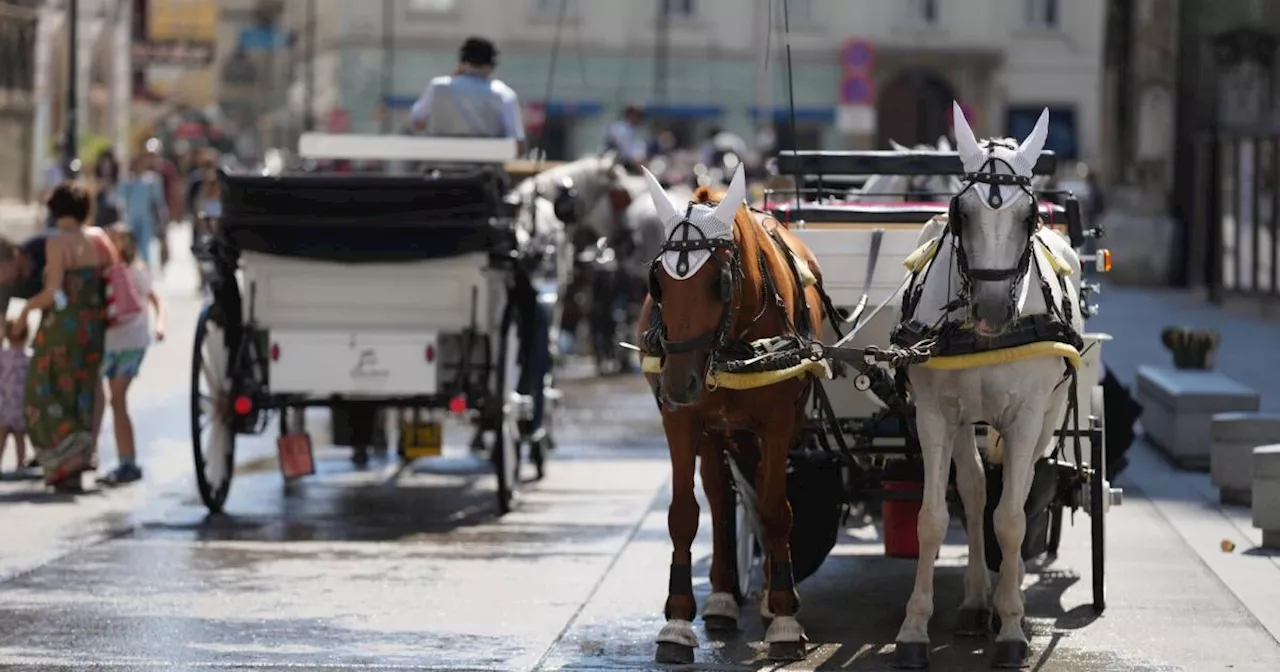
1135 366 1260 470
1211 413 1280 505
1253 445 1280 550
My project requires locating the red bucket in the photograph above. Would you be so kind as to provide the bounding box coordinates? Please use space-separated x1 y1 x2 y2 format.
882 480 923 559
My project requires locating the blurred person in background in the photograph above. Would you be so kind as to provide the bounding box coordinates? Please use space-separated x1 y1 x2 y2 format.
0 318 32 479
117 156 168 269
18 182 117 493
40 140 66 229
144 138 180 268
604 104 648 172
91 148 121 229
410 36 526 155
94 223 165 486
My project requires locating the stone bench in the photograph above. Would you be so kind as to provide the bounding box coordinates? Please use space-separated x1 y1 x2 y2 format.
1253 445 1280 550
1211 413 1280 505
1135 366 1260 470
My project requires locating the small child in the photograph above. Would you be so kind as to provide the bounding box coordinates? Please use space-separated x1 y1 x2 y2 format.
96 223 165 486
0 318 31 478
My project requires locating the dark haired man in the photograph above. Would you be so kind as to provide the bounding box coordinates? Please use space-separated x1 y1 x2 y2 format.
409 36 526 155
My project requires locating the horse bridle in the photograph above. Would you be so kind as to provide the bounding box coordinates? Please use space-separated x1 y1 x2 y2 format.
946 143 1040 299
647 202 740 356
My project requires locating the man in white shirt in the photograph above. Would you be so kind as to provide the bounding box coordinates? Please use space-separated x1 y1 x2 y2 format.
410 37 526 156
604 104 647 169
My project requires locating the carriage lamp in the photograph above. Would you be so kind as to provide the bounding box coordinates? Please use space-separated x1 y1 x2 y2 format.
270 343 281 361
448 395 468 414
233 395 254 416
1096 249 1112 273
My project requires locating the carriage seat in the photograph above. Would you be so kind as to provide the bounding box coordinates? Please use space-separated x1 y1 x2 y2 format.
219 169 513 263
1135 366 1260 470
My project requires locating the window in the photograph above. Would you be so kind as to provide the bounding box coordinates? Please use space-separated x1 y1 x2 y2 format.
1025 0 1058 28
532 0 578 17
914 0 938 24
1006 106 1076 160
659 0 696 19
407 0 456 12
774 0 814 25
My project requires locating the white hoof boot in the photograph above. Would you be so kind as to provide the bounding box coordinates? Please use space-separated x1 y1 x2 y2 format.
655 619 698 665
703 592 740 631
764 616 807 661
656 619 698 647
764 616 806 643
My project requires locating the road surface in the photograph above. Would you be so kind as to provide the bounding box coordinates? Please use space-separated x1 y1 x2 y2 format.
1 225 1278 670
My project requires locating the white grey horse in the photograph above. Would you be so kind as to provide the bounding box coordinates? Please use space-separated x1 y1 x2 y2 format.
511 154 631 349
848 136 962 203
891 102 1082 669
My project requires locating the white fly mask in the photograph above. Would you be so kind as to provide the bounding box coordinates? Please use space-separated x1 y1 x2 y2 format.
642 164 748 280
951 101 1049 211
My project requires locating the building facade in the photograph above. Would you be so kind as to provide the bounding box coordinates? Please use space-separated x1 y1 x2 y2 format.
272 0 1105 163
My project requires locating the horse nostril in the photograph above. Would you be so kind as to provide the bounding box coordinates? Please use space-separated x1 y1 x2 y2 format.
685 373 701 396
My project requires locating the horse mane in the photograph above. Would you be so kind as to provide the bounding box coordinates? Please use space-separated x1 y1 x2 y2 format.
513 156 612 198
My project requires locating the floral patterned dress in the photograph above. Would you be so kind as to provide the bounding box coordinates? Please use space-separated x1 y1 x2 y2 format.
25 267 107 485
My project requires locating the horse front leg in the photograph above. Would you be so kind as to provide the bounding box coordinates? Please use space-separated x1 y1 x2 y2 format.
655 411 702 665
756 422 807 661
989 411 1054 669
893 405 958 670
699 435 741 632
952 427 992 636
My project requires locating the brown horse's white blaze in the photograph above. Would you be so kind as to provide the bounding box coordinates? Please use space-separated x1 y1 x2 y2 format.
638 164 824 664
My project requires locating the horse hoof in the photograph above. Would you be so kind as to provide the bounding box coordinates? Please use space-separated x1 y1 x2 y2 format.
992 641 1030 669
955 608 993 637
655 641 695 665
892 642 930 669
767 640 806 661
703 614 738 632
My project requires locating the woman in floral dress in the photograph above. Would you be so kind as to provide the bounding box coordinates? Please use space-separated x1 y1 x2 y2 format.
18 181 117 492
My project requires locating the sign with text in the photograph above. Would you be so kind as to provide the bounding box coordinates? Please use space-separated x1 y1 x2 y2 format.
132 40 215 68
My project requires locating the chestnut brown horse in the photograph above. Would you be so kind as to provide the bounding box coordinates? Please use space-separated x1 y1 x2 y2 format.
637 164 825 663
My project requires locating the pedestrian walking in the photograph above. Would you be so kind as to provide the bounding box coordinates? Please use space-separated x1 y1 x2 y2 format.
18 181 116 493
95 223 164 486
0 318 31 479
116 156 168 270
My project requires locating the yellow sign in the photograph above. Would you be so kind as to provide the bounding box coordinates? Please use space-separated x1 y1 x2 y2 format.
399 421 443 460
143 0 220 106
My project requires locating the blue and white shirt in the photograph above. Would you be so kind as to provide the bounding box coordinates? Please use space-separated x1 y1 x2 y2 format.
410 73 525 140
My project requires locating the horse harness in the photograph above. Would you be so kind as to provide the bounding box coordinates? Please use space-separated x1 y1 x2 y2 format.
893 141 1083 358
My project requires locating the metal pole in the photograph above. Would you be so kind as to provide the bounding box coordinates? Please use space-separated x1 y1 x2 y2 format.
64 0 79 177
303 0 315 132
654 0 667 104
380 0 392 133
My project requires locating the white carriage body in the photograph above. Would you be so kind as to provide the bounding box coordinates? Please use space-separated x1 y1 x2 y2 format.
786 205 1107 455
244 134 517 400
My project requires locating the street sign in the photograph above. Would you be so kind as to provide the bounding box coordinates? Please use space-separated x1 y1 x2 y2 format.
837 105 876 134
132 40 215 68
840 72 874 105
840 40 876 72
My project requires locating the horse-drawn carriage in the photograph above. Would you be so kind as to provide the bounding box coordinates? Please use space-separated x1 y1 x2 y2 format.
729 146 1122 614
191 134 563 516
637 106 1127 667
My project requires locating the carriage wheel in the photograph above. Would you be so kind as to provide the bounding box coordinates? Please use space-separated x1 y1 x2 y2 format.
492 311 521 515
734 487 761 599
191 304 236 513
1090 414 1107 615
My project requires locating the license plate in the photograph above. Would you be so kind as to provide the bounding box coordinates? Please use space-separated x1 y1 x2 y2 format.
400 421 443 459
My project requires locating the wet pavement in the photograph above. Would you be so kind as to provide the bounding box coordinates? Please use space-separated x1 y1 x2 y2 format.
2 228 1280 670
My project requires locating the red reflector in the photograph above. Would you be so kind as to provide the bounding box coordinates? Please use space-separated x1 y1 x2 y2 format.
233 396 253 415
270 343 280 361
448 395 467 414
425 345 435 362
